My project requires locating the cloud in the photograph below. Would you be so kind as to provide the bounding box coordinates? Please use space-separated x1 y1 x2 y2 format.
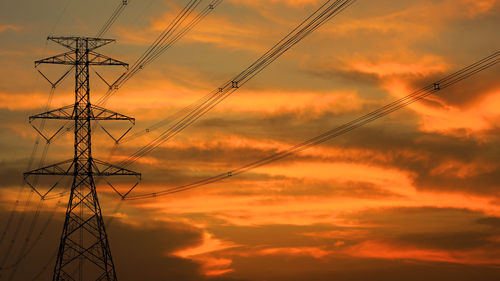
395 231 494 251
385 80 500 136
229 0 322 8
175 231 238 276
345 239 500 265
157 207 500 280
0 207 208 281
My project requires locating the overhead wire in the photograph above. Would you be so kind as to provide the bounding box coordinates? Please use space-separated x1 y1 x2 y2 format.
96 0 130 38
0 185 66 275
19 0 343 260
78 0 223 203
0 12 66 269
0 63 72 255
119 0 356 167
0 85 58 272
109 0 202 88
5 198 63 281
45 0 223 146
96 0 222 107
111 0 223 89
0 86 71 279
0 190 35 274
123 51 500 200
88 0 206 145
122 0 352 144
1 0 125 275
3 199 45 279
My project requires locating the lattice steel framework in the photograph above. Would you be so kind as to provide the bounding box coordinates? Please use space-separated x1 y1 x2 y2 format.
24 37 140 281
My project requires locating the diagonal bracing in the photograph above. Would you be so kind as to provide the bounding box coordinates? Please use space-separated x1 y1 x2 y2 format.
24 37 140 281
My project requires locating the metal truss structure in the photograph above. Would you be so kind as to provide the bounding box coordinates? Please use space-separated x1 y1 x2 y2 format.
24 37 140 281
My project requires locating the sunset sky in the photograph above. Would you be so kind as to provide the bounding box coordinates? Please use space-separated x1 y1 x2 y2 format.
0 0 499 280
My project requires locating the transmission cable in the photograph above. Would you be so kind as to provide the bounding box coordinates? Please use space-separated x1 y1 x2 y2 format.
46 0 222 145
0 0 73 268
96 0 130 38
123 51 500 200
111 0 223 89
96 0 222 107
5 198 63 280
2 0 128 277
0 85 58 267
119 0 356 167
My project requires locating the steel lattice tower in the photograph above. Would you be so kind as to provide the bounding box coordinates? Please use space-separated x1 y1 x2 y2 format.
24 37 140 281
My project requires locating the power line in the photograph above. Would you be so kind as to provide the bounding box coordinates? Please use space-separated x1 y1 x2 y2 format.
2 0 132 269
96 0 130 38
0 190 36 274
0 0 76 272
114 0 223 87
97 0 223 106
44 0 222 146
2 0 131 278
0 85 59 273
9 201 63 281
123 51 500 200
119 0 356 167
2 0 123 261
0 70 73 278
23 36 140 281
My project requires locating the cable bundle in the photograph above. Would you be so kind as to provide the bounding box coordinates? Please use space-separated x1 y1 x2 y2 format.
124 51 500 200
120 0 357 166
97 0 223 106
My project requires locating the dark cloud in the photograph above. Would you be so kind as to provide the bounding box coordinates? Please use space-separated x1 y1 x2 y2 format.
345 206 488 233
228 254 500 281
408 66 500 107
0 161 24 188
321 125 500 196
303 62 381 89
208 223 348 248
202 207 500 281
476 217 500 229
0 207 248 281
126 112 500 197
394 231 495 251
212 178 403 199
108 219 204 281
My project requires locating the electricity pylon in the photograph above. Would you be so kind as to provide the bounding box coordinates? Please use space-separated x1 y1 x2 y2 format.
24 37 140 281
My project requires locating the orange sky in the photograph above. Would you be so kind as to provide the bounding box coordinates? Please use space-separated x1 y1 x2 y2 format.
0 0 499 280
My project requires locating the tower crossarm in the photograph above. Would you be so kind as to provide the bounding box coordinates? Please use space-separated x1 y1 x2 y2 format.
35 51 128 67
29 104 75 120
23 159 75 177
48 36 116 51
28 104 134 122
91 159 141 178
35 51 76 66
90 105 134 122
23 159 140 177
88 51 128 67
